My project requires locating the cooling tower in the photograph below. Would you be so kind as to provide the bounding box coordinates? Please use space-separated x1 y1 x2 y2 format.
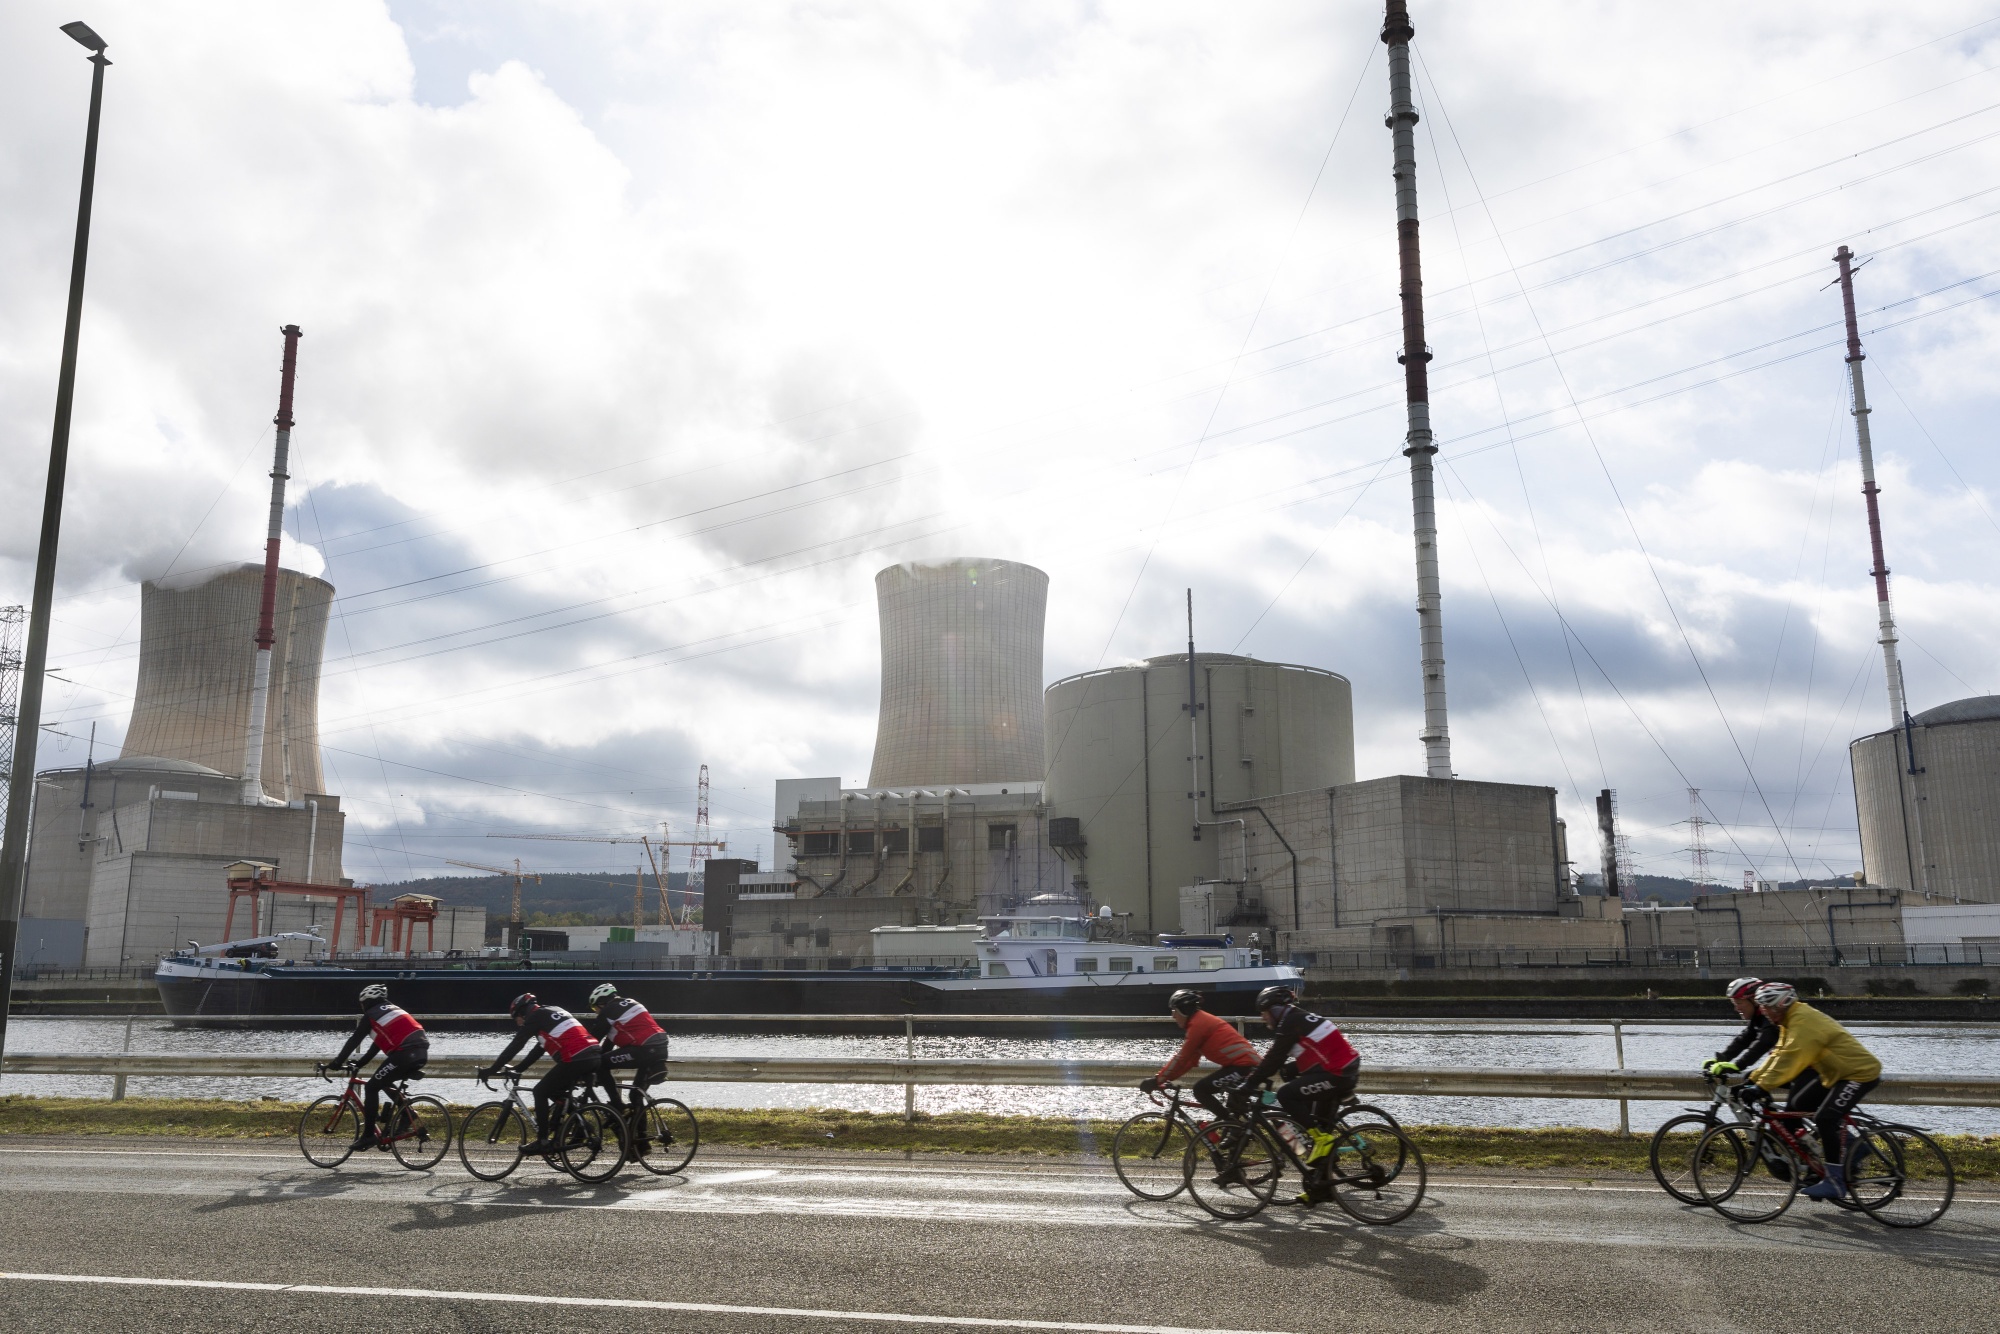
868 558 1047 787
121 564 333 802
1851 694 2000 898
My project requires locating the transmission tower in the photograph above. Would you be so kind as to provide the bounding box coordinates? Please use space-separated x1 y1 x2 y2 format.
689 764 713 897
1679 787 1712 894
0 606 24 835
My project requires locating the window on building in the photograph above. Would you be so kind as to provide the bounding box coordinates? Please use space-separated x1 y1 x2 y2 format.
987 823 1017 851
988 961 1010 978
1108 957 1133 973
883 828 909 853
1152 956 1179 971
1074 957 1099 973
918 826 945 852
846 831 874 855
802 832 837 856
1198 955 1227 971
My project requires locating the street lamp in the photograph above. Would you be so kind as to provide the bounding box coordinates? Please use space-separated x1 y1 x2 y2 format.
0 23 111 1070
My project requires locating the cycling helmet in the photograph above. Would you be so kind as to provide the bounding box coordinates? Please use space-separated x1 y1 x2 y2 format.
588 982 619 1009
1255 984 1296 1012
1168 988 1203 1017
509 991 538 1018
358 983 389 1007
1752 981 1797 1010
1726 976 1763 1001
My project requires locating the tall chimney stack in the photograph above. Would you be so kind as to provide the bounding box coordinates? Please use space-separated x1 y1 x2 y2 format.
241 324 302 805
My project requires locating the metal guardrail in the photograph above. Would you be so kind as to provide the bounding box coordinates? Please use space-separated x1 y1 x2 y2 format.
112 1012 2000 1030
6 1052 1998 1107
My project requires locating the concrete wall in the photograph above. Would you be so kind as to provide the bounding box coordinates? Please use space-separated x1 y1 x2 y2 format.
783 788 1064 924
1043 653 1354 936
122 566 332 803
1852 699 2000 901
869 558 1047 787
1623 888 1906 957
1905 902 2000 944
729 894 933 961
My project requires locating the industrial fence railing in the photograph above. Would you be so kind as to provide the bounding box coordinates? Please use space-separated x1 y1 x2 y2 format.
1290 944 2000 972
7 1053 1999 1131
11 966 157 983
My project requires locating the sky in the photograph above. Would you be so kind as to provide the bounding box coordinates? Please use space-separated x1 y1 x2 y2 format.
4 1 2000 891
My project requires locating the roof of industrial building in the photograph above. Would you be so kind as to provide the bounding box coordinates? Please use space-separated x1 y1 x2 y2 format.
100 755 227 775
1912 695 2000 727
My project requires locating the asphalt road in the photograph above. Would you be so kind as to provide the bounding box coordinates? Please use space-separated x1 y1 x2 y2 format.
0 1138 1992 1333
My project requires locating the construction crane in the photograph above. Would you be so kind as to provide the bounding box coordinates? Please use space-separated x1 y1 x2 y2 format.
445 857 541 943
488 826 726 927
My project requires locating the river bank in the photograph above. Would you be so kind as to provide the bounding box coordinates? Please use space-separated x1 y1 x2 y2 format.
3 1096 1996 1178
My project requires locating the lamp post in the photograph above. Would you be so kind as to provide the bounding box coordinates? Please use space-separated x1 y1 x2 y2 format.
0 22 112 1071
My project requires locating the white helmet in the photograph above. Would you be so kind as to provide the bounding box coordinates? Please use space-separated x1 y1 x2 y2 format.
358 983 389 1007
1752 981 1797 1010
1726 977 1763 1001
588 982 619 1008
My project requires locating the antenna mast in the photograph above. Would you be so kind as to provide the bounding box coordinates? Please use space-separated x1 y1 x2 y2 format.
1832 246 1908 725
1382 1 1452 779
241 324 302 805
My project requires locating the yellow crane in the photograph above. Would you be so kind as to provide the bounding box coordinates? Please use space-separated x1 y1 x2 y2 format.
444 856 541 944
487 825 725 928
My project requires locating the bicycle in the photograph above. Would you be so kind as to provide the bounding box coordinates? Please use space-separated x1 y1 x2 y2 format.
1185 1092 1426 1225
298 1062 453 1171
1691 1086 1955 1228
457 1070 629 1184
1649 1071 1760 1205
1112 1082 1214 1201
602 1064 700 1176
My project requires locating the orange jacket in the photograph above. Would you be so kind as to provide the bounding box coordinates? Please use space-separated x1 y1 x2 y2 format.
1157 1010 1260 1083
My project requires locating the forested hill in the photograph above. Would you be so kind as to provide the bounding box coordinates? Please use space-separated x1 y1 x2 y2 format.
364 871 693 926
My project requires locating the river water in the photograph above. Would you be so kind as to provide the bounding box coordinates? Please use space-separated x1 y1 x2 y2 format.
5 1018 1995 1134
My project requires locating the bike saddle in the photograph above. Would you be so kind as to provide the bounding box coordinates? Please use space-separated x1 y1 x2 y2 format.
402 1069 427 1080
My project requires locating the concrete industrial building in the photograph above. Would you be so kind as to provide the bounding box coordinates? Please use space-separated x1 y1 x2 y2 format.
1042 653 1355 936
1851 695 2000 903
868 559 1047 788
123 566 333 804
18 564 359 969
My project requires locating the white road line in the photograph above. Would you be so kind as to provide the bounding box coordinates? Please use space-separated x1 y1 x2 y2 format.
0 1272 1290 1334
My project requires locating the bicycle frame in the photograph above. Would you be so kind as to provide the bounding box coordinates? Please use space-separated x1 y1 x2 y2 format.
318 1064 421 1143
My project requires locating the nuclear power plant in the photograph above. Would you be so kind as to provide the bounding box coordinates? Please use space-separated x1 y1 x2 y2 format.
123 566 332 803
868 558 1047 787
1851 696 2000 902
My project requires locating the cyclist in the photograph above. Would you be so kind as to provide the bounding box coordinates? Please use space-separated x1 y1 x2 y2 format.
584 983 671 1146
475 992 605 1156
1137 988 1260 1120
1701 976 1779 1080
1238 984 1360 1171
320 983 429 1150
1737 981 1882 1201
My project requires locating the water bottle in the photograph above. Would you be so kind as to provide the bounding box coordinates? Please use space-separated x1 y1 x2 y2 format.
1276 1119 1307 1157
1259 1089 1278 1107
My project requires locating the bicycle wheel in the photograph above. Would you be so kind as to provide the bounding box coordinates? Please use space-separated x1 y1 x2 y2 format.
1344 1102 1404 1134
297 1095 360 1168
1329 1118 1426 1226
1694 1124 1798 1222
1648 1113 1720 1205
1112 1111 1199 1201
1183 1120 1282 1221
632 1096 699 1176
388 1094 454 1171
458 1101 528 1181
1848 1125 1955 1229
559 1104 627 1183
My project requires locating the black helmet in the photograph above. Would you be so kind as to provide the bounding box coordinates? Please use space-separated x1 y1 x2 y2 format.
509 992 538 1018
1168 988 1203 1017
1255 984 1296 1011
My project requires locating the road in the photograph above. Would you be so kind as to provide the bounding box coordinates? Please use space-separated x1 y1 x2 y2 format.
0 1138 1991 1332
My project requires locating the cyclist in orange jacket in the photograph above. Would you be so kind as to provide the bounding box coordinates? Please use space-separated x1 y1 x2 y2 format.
1138 988 1260 1119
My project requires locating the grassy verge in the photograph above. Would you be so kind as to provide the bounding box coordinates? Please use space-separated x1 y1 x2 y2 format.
2 1096 1994 1178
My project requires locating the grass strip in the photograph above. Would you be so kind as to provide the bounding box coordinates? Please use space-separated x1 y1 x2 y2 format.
3 1095 1996 1178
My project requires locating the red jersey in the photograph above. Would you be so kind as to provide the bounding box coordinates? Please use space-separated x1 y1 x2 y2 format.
1157 1011 1260 1083
601 999 664 1048
536 1006 597 1062
364 1002 424 1052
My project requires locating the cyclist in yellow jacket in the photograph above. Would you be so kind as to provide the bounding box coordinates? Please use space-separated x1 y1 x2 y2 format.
1740 981 1882 1201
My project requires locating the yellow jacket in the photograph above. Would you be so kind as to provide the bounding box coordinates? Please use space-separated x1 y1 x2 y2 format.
1749 1001 1882 1089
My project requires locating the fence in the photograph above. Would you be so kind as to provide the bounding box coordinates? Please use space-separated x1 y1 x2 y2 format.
1291 944 2000 972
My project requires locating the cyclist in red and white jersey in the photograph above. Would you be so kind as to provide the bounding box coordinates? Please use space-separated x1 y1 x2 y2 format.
1238 984 1361 1168
584 983 671 1142
321 983 429 1150
477 992 605 1156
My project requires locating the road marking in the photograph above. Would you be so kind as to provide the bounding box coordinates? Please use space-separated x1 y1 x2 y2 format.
0 1272 1292 1333
694 1168 783 1185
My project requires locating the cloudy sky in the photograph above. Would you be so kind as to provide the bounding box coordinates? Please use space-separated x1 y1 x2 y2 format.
5 1 1999 890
